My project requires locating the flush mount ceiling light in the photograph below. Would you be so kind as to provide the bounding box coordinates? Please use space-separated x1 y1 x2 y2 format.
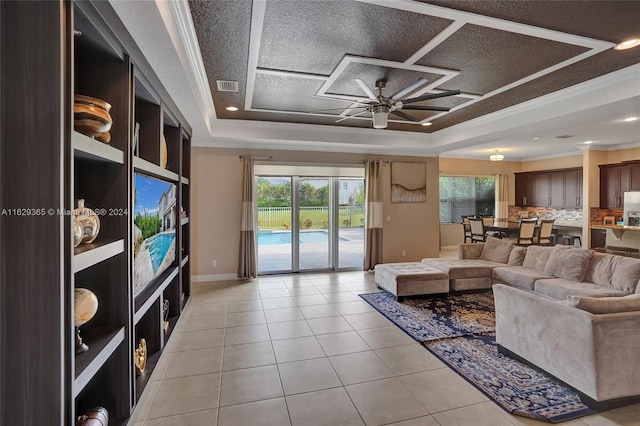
225 106 239 111
623 116 639 122
614 39 640 50
489 150 504 161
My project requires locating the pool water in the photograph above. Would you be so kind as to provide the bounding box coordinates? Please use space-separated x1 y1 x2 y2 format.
147 233 176 272
258 231 346 245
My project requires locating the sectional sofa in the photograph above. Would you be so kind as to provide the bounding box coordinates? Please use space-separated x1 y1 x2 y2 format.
420 237 640 407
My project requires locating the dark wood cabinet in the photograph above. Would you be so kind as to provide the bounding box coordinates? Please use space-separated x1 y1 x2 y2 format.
599 161 640 208
1 2 192 424
515 168 582 208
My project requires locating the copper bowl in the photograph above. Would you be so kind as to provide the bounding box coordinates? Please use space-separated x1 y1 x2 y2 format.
74 94 113 137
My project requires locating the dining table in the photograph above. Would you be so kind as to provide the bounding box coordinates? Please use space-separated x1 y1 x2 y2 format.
484 220 521 238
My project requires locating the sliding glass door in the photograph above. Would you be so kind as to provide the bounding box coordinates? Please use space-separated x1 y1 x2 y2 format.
256 171 364 275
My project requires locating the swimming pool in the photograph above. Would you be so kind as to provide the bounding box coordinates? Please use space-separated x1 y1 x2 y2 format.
147 233 176 272
258 231 346 245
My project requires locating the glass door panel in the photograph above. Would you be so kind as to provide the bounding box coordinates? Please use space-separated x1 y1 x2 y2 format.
298 177 330 271
257 176 292 273
338 178 365 269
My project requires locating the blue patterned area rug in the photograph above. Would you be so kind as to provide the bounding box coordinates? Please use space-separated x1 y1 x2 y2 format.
359 291 596 423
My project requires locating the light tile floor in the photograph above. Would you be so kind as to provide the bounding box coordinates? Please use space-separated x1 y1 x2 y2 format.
132 264 640 425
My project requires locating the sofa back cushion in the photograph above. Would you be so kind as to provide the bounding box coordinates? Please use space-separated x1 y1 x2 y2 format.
479 236 514 264
584 252 640 294
568 294 640 314
522 246 553 272
544 246 593 282
507 246 527 266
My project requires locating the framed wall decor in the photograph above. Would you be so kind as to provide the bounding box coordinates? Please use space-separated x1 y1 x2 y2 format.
391 162 426 203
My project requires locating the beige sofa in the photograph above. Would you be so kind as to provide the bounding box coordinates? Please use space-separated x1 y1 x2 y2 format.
422 239 640 405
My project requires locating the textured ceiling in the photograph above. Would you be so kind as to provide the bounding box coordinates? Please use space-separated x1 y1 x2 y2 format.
188 0 640 134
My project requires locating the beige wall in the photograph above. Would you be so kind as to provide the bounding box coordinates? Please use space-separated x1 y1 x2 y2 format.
520 155 582 172
191 146 440 278
605 146 640 163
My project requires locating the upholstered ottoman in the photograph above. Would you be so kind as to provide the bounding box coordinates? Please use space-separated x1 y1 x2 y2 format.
374 262 449 301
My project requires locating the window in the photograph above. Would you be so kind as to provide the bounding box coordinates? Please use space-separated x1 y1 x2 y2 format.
439 176 495 223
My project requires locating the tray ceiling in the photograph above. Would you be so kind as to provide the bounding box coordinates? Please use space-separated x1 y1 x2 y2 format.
189 0 640 133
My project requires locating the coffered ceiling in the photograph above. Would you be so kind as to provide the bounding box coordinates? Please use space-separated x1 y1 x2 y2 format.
111 0 640 160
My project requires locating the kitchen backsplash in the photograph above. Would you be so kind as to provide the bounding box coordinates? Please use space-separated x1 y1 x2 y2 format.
508 206 583 222
590 207 624 224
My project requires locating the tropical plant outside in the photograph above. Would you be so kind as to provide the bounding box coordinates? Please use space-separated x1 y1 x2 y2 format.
134 212 162 239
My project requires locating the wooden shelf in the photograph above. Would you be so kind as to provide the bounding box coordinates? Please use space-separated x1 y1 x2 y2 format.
135 350 162 401
74 239 124 273
181 217 189 226
73 325 125 397
73 131 125 164
181 176 189 185
133 156 179 182
181 255 189 268
134 266 180 324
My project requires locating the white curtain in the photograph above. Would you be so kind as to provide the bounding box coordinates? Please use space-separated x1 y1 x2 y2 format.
495 173 509 221
238 156 257 279
364 160 383 271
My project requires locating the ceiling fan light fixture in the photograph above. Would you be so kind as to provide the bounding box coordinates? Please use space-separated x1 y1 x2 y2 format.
372 105 389 129
489 150 504 161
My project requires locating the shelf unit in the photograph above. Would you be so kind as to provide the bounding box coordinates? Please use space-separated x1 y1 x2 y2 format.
0 2 192 424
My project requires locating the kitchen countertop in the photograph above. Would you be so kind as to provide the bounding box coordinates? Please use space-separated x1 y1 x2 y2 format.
591 224 640 232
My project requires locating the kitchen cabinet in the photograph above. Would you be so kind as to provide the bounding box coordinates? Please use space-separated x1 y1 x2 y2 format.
515 168 582 208
599 161 640 208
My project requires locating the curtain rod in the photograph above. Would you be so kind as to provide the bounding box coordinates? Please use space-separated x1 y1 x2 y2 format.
239 155 272 161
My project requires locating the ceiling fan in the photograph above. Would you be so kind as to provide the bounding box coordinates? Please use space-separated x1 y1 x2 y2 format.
319 78 460 129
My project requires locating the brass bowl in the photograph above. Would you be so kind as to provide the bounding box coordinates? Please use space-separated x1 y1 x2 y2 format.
74 94 113 137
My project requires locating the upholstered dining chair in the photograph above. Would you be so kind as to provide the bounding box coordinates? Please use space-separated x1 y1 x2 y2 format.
534 219 555 245
515 218 538 246
469 217 486 243
461 215 473 243
480 215 494 226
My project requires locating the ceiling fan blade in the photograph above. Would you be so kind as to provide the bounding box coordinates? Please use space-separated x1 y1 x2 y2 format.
354 78 378 101
402 89 461 104
402 105 451 112
390 78 428 100
312 95 371 107
308 107 366 113
390 110 418 122
335 109 370 123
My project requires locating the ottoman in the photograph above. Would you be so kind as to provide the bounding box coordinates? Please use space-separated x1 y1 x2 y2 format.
374 262 449 301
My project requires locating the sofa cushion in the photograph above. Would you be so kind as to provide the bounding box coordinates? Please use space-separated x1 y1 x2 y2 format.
421 258 500 279
522 246 553 272
543 246 593 282
568 294 640 314
507 246 527 266
584 252 640 294
480 236 513 264
492 266 552 291
534 278 629 300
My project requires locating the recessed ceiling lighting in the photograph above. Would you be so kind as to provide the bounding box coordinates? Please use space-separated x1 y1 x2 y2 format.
584 140 593 145
532 137 540 140
614 39 640 50
623 116 639 122
421 122 432 126
226 106 239 112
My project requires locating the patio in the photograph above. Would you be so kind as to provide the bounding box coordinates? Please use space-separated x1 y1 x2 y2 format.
258 227 365 273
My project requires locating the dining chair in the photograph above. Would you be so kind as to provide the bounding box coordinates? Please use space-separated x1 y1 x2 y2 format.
515 218 537 246
461 215 472 243
469 217 486 243
481 215 503 239
535 219 555 245
481 215 494 226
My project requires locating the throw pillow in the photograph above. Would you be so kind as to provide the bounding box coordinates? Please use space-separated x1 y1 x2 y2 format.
544 245 594 282
522 246 553 272
479 236 514 264
568 294 640 314
508 246 527 266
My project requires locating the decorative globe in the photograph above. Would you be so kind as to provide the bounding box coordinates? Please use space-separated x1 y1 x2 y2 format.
74 288 99 327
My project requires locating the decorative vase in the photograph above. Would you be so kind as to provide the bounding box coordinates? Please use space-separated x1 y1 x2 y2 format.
73 94 113 142
72 218 83 248
162 299 170 330
73 199 100 244
160 135 168 169
74 288 99 354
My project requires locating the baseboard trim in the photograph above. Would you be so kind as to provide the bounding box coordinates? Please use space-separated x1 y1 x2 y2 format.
192 273 239 282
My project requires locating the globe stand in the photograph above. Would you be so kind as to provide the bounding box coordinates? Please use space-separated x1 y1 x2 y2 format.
76 327 89 354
